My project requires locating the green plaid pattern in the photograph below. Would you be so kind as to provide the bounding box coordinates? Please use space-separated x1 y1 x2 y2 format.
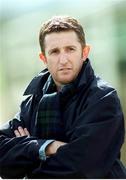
36 70 80 139
36 92 62 139
36 75 65 139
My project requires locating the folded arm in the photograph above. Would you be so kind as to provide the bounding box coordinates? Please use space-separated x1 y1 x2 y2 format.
0 122 66 178
14 126 67 158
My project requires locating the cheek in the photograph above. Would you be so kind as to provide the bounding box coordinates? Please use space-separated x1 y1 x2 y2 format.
47 61 57 74
73 59 83 74
74 56 83 67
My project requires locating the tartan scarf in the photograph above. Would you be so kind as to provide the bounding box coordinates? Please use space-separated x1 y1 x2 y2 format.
36 75 63 139
36 62 87 139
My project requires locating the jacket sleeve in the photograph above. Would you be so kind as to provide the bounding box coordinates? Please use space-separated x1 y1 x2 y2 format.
0 95 46 178
33 89 125 178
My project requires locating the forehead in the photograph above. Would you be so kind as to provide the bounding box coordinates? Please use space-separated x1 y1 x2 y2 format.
44 31 80 50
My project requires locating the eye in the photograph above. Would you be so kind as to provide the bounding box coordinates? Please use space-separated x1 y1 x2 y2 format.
67 47 75 52
50 49 59 55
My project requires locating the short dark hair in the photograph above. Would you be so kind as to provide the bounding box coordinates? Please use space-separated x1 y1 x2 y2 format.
39 16 86 55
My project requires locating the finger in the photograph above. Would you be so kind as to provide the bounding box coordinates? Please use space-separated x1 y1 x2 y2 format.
14 130 21 137
18 126 26 136
24 128 30 136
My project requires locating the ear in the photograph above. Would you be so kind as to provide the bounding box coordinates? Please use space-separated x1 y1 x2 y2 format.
82 45 90 61
39 53 47 64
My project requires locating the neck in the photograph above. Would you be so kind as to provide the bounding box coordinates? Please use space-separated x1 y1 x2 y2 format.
56 84 65 92
53 79 64 92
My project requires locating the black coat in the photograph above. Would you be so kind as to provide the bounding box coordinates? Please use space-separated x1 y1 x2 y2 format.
0 59 126 178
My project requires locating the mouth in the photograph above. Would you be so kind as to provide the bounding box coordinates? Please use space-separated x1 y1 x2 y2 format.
59 68 72 71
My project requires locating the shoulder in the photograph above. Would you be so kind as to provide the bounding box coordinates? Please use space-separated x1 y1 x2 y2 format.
23 68 50 95
87 75 120 106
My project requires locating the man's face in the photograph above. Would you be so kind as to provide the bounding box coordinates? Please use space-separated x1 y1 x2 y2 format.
44 31 87 87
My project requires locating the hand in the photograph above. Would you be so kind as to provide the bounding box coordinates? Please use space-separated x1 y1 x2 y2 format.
14 126 30 137
45 140 67 156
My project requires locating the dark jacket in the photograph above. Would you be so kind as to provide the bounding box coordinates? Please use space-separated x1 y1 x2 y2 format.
0 59 126 178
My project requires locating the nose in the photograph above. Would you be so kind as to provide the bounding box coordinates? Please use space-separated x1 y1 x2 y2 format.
59 53 68 64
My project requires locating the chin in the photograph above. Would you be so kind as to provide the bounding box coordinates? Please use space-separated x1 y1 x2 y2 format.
54 74 76 85
59 78 74 85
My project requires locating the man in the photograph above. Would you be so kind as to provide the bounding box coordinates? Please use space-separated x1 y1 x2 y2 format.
0 16 126 178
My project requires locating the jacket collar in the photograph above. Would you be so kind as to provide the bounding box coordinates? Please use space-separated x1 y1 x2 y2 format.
77 58 94 89
23 68 49 95
23 58 94 95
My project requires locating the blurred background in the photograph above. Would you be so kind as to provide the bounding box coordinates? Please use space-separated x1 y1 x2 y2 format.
0 0 126 165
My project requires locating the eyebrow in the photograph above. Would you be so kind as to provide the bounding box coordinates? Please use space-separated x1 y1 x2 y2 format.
48 45 77 54
47 48 58 55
